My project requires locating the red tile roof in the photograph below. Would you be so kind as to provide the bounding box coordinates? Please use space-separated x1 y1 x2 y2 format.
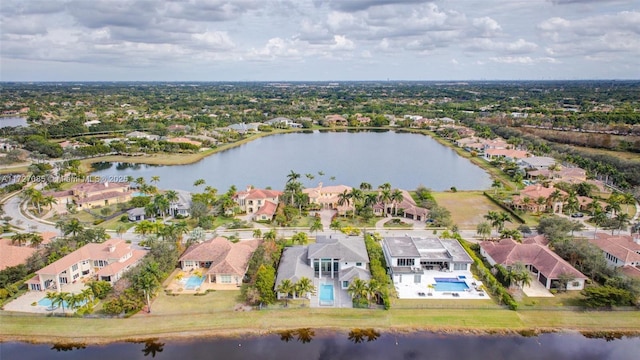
480 238 586 280
0 239 36 270
180 238 261 276
589 234 640 265
36 239 135 276
255 200 278 217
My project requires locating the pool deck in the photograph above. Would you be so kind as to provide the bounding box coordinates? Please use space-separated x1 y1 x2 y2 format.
3 281 88 314
309 278 353 308
394 270 488 300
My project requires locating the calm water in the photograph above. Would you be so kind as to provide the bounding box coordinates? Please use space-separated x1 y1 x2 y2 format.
0 116 27 128
1 332 638 360
90 131 492 192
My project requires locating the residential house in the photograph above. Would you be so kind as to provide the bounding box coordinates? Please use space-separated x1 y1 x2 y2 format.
265 117 301 128
234 186 282 221
127 207 147 222
275 235 370 302
509 184 567 213
323 114 348 127
179 237 261 287
303 183 354 215
479 238 587 290
126 131 160 141
589 233 640 276
382 236 473 287
373 189 429 221
484 148 530 162
170 191 191 218
47 181 133 211
0 239 37 271
527 166 588 184
519 156 557 170
27 238 147 291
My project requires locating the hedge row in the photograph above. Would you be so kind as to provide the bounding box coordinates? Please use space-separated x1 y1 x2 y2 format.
364 234 392 310
482 192 526 224
459 240 518 310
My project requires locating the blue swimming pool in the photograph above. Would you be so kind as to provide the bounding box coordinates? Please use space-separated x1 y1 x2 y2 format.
132 192 148 197
183 275 205 290
38 297 86 309
319 284 334 306
434 280 469 292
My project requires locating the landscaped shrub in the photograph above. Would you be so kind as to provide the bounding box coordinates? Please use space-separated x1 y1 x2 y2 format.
364 234 392 309
459 239 518 310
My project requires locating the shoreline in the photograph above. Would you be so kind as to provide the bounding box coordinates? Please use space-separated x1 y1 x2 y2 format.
2 325 639 345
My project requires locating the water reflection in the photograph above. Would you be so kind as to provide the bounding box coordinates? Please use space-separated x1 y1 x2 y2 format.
348 328 381 343
276 328 315 344
51 342 87 351
136 339 165 357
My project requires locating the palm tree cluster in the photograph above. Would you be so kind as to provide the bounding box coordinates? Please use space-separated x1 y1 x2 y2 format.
347 278 381 308
21 187 57 215
275 277 315 306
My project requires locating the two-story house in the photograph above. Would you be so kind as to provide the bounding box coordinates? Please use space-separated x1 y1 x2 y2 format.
233 186 282 221
27 239 147 291
589 233 640 278
303 183 354 215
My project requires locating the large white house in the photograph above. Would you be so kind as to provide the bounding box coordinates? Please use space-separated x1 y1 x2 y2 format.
27 239 147 291
382 236 473 285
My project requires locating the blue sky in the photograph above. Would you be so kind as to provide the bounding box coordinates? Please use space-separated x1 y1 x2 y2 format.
1 0 638 81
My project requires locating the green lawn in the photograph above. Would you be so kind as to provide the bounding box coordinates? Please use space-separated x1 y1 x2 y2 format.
432 191 510 230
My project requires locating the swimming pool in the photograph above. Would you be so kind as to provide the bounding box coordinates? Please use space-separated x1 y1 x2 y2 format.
434 280 469 292
132 192 148 197
319 284 334 306
182 275 205 290
38 297 86 309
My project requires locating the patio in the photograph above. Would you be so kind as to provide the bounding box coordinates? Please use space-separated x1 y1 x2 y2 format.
393 270 488 300
3 281 88 314
165 269 241 294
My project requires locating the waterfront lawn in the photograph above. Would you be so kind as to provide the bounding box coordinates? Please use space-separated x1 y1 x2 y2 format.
432 191 508 230
151 290 241 315
519 291 585 308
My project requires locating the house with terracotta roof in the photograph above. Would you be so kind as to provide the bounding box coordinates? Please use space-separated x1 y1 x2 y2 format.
588 233 640 277
373 189 429 221
484 148 530 162
166 137 202 147
179 237 261 287
509 184 567 213
47 181 132 211
0 239 37 271
26 238 147 291
480 238 587 290
323 114 348 127
303 183 354 215
234 186 282 221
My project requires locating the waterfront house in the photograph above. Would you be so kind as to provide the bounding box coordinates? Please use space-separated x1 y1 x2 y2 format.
588 233 640 276
179 237 261 287
372 189 429 221
233 186 282 221
303 183 354 215
480 238 587 290
509 184 567 213
518 156 557 170
47 181 133 211
275 234 370 300
382 236 473 287
26 238 147 291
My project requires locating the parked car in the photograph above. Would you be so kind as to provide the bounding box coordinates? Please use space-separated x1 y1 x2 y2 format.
571 213 584 218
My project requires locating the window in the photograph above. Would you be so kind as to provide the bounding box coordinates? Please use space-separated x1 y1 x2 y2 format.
397 258 415 267
72 264 78 271
453 263 467 271
572 281 580 287
73 274 79 280
356 262 362 266
414 274 421 284
220 275 232 284
342 281 349 288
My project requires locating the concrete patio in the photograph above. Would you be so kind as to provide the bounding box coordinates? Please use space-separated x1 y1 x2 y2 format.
393 270 488 300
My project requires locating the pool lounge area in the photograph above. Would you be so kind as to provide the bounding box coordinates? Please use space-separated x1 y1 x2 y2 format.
394 271 487 300
319 283 335 306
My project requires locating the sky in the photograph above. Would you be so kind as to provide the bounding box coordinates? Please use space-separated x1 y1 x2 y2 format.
0 0 638 81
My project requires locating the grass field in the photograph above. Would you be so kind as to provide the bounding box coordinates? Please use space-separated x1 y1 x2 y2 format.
432 191 509 230
2 289 640 344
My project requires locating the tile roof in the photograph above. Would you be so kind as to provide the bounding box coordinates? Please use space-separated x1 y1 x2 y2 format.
480 238 586 280
76 190 132 204
95 249 147 278
307 235 369 263
255 200 278 217
36 239 134 276
620 265 640 279
589 234 640 265
180 238 261 276
0 239 36 270
275 246 315 285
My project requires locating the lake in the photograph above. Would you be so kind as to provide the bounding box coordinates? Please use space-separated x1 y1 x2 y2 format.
90 131 492 192
1 332 638 360
0 116 27 128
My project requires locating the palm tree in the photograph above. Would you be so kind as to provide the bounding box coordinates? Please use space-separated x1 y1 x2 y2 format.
63 218 83 238
45 291 58 309
54 292 71 314
378 189 391 217
390 189 403 216
305 173 315 181
347 278 368 306
366 279 381 307
253 229 262 239
286 170 300 184
310 217 323 236
291 232 309 245
591 209 607 237
134 220 154 237
150 175 160 187
295 277 315 299
337 190 351 217
81 287 94 303
535 196 547 215
193 178 206 188
27 232 44 247
66 293 83 312
41 195 57 212
10 233 29 246
263 229 277 243
621 193 636 214
276 279 295 307
330 219 341 233
137 273 159 313
491 179 502 195
476 221 492 240
614 212 631 234
153 195 170 220
359 182 372 191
